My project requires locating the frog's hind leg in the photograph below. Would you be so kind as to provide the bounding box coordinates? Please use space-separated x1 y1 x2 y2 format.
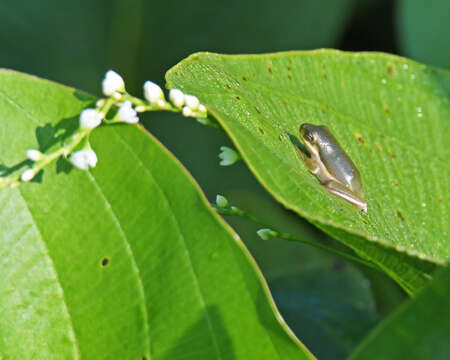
323 180 367 213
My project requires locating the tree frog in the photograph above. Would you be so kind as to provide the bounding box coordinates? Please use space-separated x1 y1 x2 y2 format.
298 123 367 212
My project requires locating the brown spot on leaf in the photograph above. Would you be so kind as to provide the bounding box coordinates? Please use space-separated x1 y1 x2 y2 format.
258 127 265 135
387 151 397 158
255 107 261 114
287 66 292 71
384 107 391 115
354 133 365 145
268 60 273 74
235 96 241 100
242 76 247 81
288 74 292 80
375 144 383 152
225 84 232 90
396 210 405 222
279 134 284 142
283 99 288 105
387 65 394 77
322 73 328 79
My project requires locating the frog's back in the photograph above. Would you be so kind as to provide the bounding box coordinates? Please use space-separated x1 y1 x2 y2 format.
316 126 363 195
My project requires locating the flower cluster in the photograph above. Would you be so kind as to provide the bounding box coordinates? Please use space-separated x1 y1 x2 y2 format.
2 69 210 187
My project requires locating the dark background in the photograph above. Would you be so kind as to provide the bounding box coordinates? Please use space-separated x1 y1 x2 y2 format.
1 0 448 359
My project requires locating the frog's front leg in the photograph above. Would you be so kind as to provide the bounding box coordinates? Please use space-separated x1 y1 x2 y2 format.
296 146 320 174
323 180 367 213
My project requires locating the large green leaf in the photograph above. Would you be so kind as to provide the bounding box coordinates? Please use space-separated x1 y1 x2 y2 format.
0 70 314 359
166 50 449 293
349 265 450 360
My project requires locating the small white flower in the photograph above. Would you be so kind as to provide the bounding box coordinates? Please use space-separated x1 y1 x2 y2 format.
21 169 36 182
117 101 139 124
70 149 98 170
26 149 43 161
198 104 206 113
79 108 102 129
182 106 193 117
143 81 164 103
102 70 125 96
218 146 240 166
256 228 278 241
169 89 185 108
184 94 199 110
215 194 229 208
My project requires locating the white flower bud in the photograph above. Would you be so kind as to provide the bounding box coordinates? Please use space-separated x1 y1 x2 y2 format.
26 149 43 161
169 89 185 108
102 70 125 96
143 81 164 103
21 169 35 182
184 94 199 110
256 228 278 241
70 149 98 170
117 101 139 124
79 109 102 129
182 106 193 117
96 99 106 108
218 146 240 166
198 104 206 113
215 194 229 208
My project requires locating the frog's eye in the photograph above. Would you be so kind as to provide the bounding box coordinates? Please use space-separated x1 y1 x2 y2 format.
304 132 315 143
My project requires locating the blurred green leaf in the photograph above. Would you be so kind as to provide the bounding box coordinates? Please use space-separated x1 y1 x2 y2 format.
349 265 450 360
0 70 314 359
166 50 450 294
397 0 450 69
270 259 379 360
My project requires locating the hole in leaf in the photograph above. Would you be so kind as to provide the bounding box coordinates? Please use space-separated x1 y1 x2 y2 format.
101 257 110 267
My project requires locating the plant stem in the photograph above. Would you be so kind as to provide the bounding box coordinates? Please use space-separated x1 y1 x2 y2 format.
215 205 380 271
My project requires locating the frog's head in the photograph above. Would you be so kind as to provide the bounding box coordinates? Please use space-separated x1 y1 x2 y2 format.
299 123 318 145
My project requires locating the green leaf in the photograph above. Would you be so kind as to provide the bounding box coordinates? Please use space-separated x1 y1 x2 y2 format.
349 265 450 360
166 50 449 293
0 70 314 359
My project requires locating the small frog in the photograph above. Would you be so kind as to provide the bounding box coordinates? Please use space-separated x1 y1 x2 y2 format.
298 123 367 212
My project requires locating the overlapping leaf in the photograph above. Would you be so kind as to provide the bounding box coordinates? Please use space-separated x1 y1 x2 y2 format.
349 265 450 360
166 50 450 293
